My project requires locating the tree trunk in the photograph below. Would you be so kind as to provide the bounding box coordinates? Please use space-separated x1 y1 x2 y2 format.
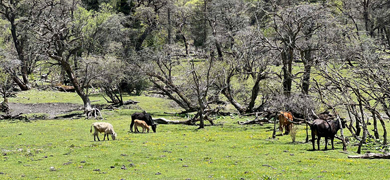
4 68 29 91
352 105 361 136
221 87 246 114
8 15 30 90
301 50 312 95
218 70 246 114
203 0 208 47
378 115 387 145
12 74 30 91
362 0 374 37
167 7 172 45
247 72 265 113
147 73 196 112
183 35 189 56
135 24 155 51
372 110 379 139
53 55 92 111
102 86 122 104
272 115 277 139
357 96 367 154
335 111 347 151
372 109 387 145
281 47 293 97
383 27 390 49
215 41 223 60
305 108 309 143
198 109 205 129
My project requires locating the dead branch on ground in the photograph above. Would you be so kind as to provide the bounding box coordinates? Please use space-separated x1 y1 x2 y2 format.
348 153 390 159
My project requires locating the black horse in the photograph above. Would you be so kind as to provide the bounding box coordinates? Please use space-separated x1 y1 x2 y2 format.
130 111 157 133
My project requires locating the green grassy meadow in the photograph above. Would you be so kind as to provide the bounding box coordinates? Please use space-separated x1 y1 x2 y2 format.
1 90 390 179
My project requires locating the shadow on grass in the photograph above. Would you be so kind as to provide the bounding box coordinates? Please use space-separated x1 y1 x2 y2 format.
55 112 84 119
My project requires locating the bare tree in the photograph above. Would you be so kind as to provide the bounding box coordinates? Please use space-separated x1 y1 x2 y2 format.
82 56 128 105
205 0 250 60
134 43 220 128
135 46 199 114
172 2 192 56
342 0 389 38
0 50 18 114
314 32 390 153
188 53 216 128
133 0 168 51
214 27 274 114
34 0 90 112
33 0 117 117
268 3 334 96
0 0 38 90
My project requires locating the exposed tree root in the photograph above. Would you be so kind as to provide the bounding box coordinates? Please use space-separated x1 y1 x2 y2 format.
85 108 103 119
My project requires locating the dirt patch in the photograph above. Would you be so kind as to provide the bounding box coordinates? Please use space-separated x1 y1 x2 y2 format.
8 103 82 119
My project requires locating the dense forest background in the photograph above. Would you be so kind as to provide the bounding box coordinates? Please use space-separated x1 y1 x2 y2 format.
1 0 390 152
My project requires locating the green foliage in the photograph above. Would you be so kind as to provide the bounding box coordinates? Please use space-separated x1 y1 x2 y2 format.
115 0 134 15
81 0 101 11
0 69 10 86
145 30 167 49
0 19 10 48
0 66 12 100
73 4 116 54
360 137 390 153
81 0 133 14
189 1 208 48
261 26 276 38
184 0 202 6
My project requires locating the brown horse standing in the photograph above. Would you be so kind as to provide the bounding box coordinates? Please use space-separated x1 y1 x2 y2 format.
278 111 293 135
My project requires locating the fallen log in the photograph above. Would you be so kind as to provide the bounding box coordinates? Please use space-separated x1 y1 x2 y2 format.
238 111 275 125
153 117 215 125
237 118 270 125
153 117 199 125
123 99 139 105
348 153 390 159
56 85 76 92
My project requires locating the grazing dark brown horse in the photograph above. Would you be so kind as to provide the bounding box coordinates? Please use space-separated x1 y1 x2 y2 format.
309 119 346 150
